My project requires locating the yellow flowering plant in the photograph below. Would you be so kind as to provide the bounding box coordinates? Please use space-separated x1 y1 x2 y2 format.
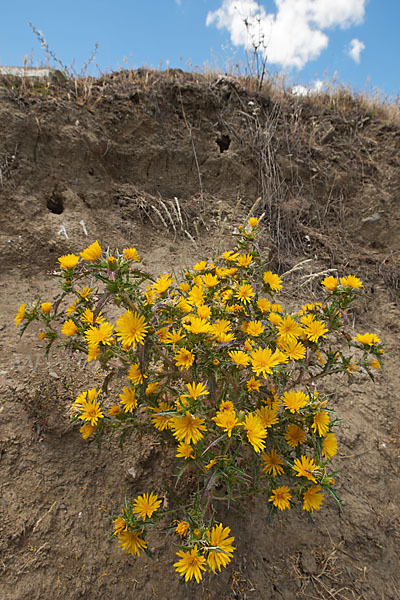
16 227 384 584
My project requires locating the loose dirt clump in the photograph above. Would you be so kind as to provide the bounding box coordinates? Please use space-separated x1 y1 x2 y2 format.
0 69 399 599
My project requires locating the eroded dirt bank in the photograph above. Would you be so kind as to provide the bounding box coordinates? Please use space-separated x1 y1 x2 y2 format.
0 70 399 599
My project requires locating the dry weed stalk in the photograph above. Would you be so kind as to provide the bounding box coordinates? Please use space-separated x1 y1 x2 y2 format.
292 542 364 600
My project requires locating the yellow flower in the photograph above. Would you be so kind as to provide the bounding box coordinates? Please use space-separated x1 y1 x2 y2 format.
41 302 52 314
247 377 261 393
223 250 240 262
236 253 253 267
292 456 318 483
87 346 100 362
285 424 306 447
150 401 173 431
321 276 338 291
65 299 78 315
312 411 330 436
115 311 149 348
205 459 216 470
340 275 363 289
207 524 235 572
117 530 147 557
123 247 139 261
77 392 104 426
128 363 146 384
133 492 162 520
268 312 283 326
73 387 100 410
213 410 238 437
14 303 26 326
176 442 194 459
175 521 190 536
210 319 232 338
38 332 46 341
244 413 267 453
174 347 195 370
108 405 122 416
299 313 315 327
58 253 79 270
202 273 219 287
197 304 211 319
218 266 238 277
369 358 381 369
282 390 308 413
153 273 173 295
187 285 204 307
80 240 102 261
77 286 92 301
248 217 259 227
219 400 234 412
277 316 303 342
263 271 282 292
145 381 161 396
183 316 211 334
177 296 193 313
303 485 324 512
262 449 285 477
119 387 137 413
155 326 169 343
193 260 208 271
257 406 279 428
183 381 209 401
257 297 271 313
246 320 265 337
80 423 96 439
282 339 306 361
322 432 338 458
85 321 114 348
178 281 190 293
62 319 78 337
228 350 250 367
170 411 207 444
304 320 328 343
353 332 381 346
144 285 157 305
174 545 207 583
236 283 255 304
250 347 285 377
81 308 94 326
113 515 127 535
269 486 292 510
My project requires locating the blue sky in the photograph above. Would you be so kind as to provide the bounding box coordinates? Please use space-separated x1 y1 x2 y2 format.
1 1 399 98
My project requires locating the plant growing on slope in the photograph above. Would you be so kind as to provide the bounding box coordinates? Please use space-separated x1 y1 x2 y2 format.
16 219 384 583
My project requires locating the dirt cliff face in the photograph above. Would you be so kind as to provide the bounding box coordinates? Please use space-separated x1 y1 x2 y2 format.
2 69 400 273
0 70 399 600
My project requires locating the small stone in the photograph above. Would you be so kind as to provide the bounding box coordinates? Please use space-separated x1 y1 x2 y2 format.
126 467 138 481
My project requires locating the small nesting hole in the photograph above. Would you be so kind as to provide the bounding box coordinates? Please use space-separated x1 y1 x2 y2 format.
216 134 231 153
47 192 64 214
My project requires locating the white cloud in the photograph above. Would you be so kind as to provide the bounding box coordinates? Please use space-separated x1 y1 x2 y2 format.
348 38 365 63
292 79 324 96
206 0 367 69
